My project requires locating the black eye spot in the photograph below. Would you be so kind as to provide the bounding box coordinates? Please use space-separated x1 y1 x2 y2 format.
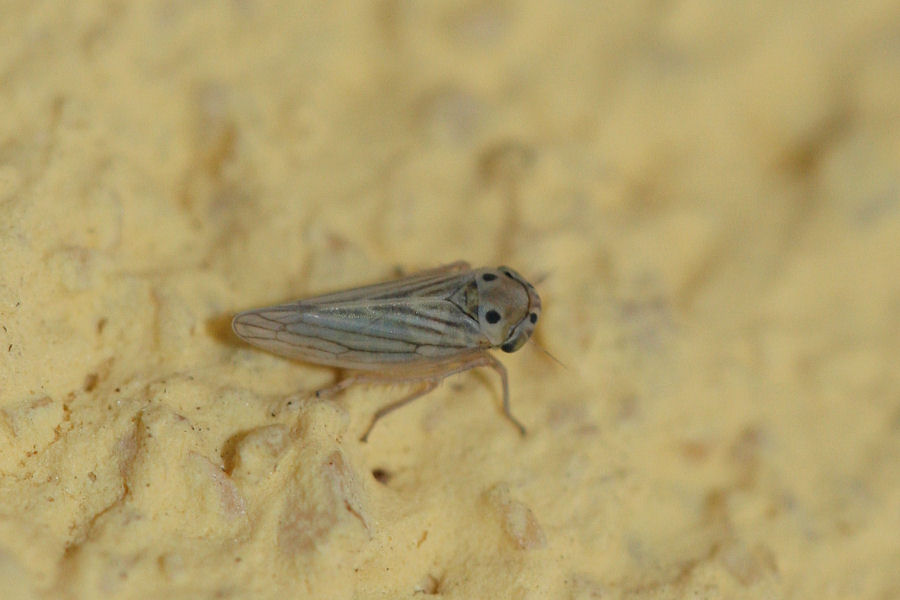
485 309 501 324
501 341 516 352
530 313 538 324
482 273 497 282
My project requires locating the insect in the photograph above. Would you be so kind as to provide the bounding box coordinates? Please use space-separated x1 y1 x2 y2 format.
232 261 541 441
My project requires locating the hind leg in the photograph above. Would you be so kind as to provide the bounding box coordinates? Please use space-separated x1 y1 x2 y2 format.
359 380 438 442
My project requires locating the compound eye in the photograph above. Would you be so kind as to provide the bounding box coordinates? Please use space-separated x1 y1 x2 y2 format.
485 309 501 324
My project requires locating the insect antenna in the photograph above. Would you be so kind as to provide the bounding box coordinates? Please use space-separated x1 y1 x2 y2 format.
532 339 567 369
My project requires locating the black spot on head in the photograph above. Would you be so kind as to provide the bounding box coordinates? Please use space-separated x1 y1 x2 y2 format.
485 309 501 324
530 312 538 324
501 341 516 352
482 273 497 282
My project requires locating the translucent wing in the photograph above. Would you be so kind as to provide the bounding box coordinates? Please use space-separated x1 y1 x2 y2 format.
294 261 472 307
232 263 486 370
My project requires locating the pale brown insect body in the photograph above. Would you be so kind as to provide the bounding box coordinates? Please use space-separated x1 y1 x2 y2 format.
232 261 541 440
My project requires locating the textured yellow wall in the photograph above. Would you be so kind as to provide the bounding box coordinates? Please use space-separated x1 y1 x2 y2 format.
1 2 899 598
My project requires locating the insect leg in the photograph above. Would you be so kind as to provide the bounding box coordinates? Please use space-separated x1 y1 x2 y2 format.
478 353 527 437
313 350 527 438
359 380 438 442
314 373 359 399
403 352 527 437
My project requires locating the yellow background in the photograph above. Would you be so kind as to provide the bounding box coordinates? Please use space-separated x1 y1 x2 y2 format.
1 1 898 598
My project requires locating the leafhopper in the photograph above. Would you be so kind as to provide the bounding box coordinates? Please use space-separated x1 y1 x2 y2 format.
232 261 541 441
